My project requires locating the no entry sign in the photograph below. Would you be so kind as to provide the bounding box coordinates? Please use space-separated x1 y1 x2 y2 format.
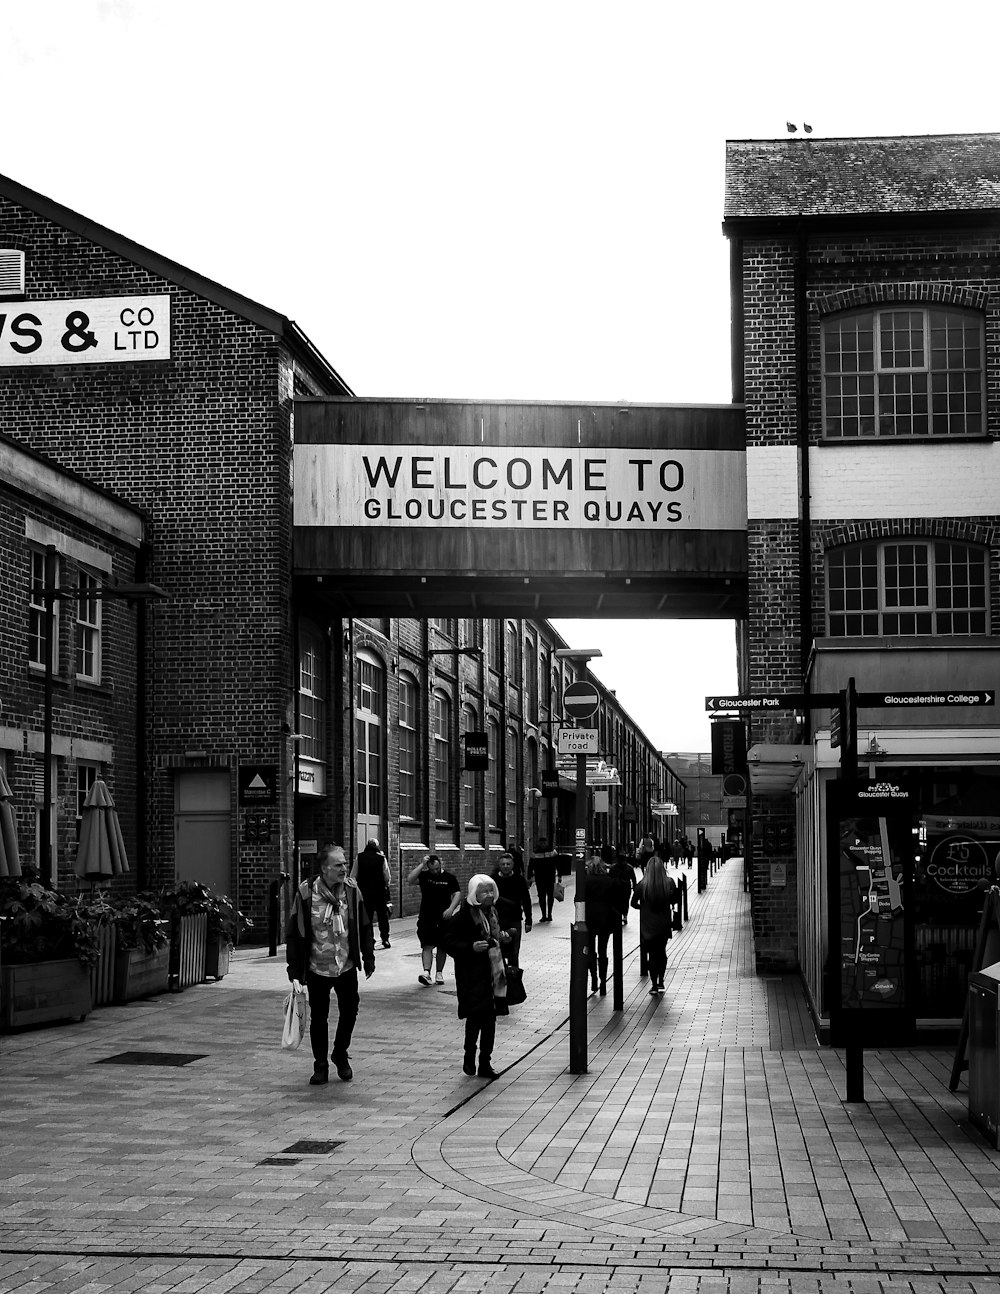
563 680 600 719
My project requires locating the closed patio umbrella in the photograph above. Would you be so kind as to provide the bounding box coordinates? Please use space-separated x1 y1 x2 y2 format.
0 767 21 879
74 778 130 880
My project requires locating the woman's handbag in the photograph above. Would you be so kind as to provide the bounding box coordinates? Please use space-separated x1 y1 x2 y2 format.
505 965 527 1006
553 880 565 902
281 985 309 1050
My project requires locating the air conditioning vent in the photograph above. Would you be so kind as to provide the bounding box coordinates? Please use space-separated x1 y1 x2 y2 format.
0 249 25 296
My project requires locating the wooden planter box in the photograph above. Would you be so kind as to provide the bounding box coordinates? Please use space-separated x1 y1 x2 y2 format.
114 945 170 1003
204 935 231 981
1 958 92 1029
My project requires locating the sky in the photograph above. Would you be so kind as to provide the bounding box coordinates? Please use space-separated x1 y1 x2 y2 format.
5 1 999 750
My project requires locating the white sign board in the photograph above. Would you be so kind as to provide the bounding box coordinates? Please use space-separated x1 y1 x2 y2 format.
557 727 599 755
0 295 171 366
294 444 747 531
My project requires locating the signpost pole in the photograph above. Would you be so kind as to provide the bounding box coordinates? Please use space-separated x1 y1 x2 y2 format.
569 741 590 1073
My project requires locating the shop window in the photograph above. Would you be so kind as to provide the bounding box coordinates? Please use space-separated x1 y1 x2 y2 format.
827 539 988 637
823 307 984 438
75 568 102 682
399 672 419 820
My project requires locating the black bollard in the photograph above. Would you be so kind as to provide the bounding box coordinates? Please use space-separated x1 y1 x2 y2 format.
268 872 291 956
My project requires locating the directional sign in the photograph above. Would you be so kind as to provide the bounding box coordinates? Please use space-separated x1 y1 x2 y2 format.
856 690 994 708
705 694 837 712
563 680 600 719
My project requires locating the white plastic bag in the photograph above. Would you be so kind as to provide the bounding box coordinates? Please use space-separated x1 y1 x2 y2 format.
281 985 308 1050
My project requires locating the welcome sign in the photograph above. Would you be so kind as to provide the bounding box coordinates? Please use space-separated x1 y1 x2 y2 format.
294 444 746 531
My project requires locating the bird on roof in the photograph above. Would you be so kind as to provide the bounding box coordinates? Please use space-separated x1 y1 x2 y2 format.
803 123 813 133
787 122 797 133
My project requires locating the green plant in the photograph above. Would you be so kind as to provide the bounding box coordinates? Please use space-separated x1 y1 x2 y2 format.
157 880 252 948
110 893 169 954
0 870 103 966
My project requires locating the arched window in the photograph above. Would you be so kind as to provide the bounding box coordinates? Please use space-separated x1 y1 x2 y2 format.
398 672 419 821
488 620 504 674
823 307 984 439
506 725 519 832
356 651 385 840
433 689 452 824
506 624 519 685
525 635 538 721
463 703 481 829
827 539 989 637
486 716 501 828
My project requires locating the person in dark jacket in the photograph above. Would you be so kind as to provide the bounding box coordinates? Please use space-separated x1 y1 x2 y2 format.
286 843 376 1085
585 853 629 995
354 838 392 948
443 874 511 1080
527 838 558 922
632 846 677 996
491 850 532 969
604 842 637 925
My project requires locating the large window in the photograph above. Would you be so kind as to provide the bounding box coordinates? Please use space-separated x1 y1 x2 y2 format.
506 725 519 832
28 549 57 671
356 654 385 822
823 307 983 439
486 717 500 828
827 539 988 637
298 627 326 761
75 568 102 682
463 703 481 829
433 689 452 824
398 672 419 820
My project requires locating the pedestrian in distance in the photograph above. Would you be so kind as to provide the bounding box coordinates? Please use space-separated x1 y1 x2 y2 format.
285 843 375 1086
443 874 511 1080
407 852 461 985
603 842 637 925
637 833 656 874
354 838 393 948
491 849 532 969
505 838 526 876
584 852 630 995
527 837 558 922
632 845 677 997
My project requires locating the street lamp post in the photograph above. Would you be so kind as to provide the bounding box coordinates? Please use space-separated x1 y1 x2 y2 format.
555 646 602 1074
39 545 166 888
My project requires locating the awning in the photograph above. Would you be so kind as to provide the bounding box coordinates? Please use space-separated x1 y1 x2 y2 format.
746 744 812 796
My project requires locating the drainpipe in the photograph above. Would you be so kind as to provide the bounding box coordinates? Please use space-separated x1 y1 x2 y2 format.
795 220 813 690
135 541 153 890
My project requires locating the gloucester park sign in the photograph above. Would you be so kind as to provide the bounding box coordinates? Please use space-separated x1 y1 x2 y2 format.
291 398 748 620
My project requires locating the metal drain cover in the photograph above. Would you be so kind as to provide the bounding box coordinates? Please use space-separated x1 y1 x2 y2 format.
96 1051 207 1066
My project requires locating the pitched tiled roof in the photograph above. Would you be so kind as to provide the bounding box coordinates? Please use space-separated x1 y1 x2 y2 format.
724 133 1000 220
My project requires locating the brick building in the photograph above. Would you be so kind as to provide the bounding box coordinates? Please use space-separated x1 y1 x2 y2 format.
725 133 1000 1039
0 172 679 929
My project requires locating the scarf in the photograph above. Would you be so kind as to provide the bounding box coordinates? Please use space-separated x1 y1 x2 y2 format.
467 874 506 1000
314 876 348 932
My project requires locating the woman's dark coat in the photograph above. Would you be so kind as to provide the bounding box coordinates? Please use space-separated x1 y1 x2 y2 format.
443 902 509 1019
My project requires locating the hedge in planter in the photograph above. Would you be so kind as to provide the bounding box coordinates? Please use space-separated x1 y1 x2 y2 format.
0 872 102 1028
109 893 170 1003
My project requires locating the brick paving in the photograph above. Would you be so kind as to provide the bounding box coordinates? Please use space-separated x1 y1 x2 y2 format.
2 859 1000 1293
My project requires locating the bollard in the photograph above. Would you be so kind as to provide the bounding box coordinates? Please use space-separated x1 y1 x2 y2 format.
268 872 291 957
612 923 624 1011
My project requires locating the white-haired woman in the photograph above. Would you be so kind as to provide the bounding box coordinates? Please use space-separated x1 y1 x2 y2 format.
443 874 511 1079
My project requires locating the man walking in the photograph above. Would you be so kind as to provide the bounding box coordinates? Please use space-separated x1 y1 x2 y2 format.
355 838 393 948
286 844 375 1086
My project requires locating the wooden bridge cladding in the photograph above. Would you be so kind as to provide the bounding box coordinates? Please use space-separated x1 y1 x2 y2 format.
293 398 748 621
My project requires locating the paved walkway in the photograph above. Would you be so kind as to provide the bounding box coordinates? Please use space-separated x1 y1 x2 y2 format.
2 859 998 1293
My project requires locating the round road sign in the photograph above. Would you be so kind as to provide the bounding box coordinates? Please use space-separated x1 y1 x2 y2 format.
563 680 600 719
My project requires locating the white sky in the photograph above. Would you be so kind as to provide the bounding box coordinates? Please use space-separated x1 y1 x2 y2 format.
6 1 999 749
